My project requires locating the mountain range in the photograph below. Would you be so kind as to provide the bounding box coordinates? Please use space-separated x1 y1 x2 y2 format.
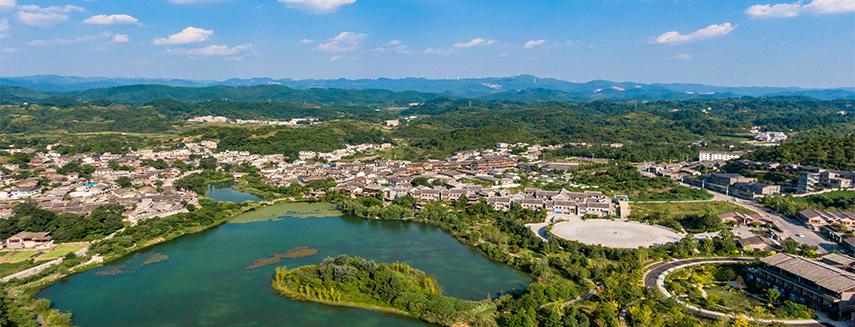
1 75 853 105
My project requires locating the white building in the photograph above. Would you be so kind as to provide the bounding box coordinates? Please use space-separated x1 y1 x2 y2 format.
699 150 744 161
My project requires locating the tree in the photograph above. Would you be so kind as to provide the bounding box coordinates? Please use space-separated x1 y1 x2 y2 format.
115 176 132 188
454 194 468 209
766 288 780 304
199 156 218 170
411 177 430 187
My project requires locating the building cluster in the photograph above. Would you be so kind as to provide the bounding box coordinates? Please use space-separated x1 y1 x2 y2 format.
298 143 394 161
798 168 855 193
799 209 855 230
188 116 318 126
645 154 855 197
753 132 788 142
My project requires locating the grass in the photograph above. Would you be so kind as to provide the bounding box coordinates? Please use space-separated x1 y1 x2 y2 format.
704 286 758 312
8 251 38 262
0 261 38 277
40 246 86 259
630 201 756 219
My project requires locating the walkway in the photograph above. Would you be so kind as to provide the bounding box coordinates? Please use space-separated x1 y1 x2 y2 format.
562 280 600 307
642 258 842 327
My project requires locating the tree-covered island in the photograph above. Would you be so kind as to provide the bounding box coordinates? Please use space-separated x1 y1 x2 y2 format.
271 255 498 327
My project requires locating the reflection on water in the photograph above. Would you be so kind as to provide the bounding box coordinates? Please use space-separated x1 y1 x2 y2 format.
204 181 263 203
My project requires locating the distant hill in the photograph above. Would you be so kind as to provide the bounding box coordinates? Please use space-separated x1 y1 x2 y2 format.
2 84 451 106
1 75 852 101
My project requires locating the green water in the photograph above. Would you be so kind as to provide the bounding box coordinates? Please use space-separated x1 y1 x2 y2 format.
38 204 531 326
204 181 263 203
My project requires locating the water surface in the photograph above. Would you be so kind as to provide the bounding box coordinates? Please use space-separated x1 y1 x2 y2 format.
204 181 263 203
39 203 530 327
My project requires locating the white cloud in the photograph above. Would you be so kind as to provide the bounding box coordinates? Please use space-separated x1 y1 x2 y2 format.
299 39 314 43
745 3 802 17
673 53 692 60
371 47 385 52
2 47 18 53
0 0 15 8
453 38 496 48
524 39 545 49
316 31 366 52
112 34 129 42
0 19 9 38
329 54 343 61
153 27 213 45
277 0 355 13
384 40 401 46
83 14 140 25
804 0 855 13
28 31 124 46
746 0 855 18
167 43 254 56
425 48 453 55
168 0 228 3
17 5 83 28
652 23 735 44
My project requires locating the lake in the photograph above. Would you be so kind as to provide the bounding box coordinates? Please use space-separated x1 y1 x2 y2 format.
203 181 264 203
38 201 531 327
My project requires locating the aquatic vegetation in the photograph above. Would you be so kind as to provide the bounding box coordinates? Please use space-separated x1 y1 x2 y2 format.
228 203 340 224
245 246 318 270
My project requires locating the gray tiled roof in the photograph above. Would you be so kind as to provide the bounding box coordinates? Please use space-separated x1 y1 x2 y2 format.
762 253 855 294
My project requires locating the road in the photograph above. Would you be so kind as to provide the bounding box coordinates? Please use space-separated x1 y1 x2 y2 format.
732 201 837 254
676 182 837 254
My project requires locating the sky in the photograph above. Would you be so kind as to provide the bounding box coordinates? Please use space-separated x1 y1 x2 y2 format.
0 0 853 88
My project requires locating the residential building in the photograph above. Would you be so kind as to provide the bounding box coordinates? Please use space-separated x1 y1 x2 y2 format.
797 171 820 194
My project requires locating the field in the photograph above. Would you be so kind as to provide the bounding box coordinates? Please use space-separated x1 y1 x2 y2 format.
41 246 87 259
630 201 756 219
7 251 39 262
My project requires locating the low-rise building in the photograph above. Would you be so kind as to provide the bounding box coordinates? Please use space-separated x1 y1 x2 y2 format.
4 232 53 249
749 253 855 319
698 150 744 161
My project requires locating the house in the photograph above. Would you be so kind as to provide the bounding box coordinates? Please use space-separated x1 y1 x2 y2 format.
735 235 776 251
798 209 855 229
719 211 768 226
4 232 54 249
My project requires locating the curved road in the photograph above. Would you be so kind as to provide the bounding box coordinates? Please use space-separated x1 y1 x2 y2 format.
642 258 840 327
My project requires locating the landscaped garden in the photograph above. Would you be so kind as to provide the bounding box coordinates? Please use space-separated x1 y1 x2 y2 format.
665 263 816 320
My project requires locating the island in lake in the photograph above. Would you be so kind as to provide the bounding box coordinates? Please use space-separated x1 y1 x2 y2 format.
271 255 497 327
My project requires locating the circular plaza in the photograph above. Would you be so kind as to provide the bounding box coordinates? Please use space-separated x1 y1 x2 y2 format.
551 220 684 248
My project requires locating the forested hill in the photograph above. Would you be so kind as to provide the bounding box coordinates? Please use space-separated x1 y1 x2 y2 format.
742 135 855 171
1 84 452 107
0 94 853 163
3 74 854 100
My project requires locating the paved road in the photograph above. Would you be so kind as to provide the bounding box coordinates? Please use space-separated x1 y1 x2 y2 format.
676 182 837 254
642 257 755 291
643 258 840 327
733 201 837 254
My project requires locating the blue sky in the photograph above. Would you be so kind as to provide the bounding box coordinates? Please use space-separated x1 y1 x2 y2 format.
0 0 852 88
